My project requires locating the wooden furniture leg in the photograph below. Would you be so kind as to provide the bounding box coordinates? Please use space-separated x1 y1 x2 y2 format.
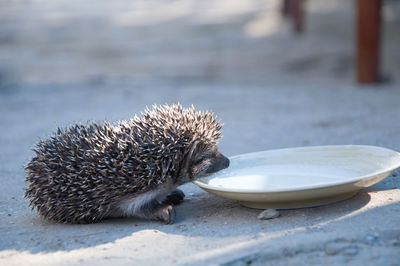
291 0 305 33
281 0 305 33
282 0 291 17
356 0 382 84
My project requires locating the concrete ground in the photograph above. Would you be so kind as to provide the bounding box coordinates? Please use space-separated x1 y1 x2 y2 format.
1 0 400 265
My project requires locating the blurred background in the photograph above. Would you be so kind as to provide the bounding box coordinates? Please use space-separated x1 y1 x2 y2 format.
0 0 400 157
0 0 399 85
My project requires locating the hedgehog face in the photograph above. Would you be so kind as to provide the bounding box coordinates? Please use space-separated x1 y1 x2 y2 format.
187 142 230 180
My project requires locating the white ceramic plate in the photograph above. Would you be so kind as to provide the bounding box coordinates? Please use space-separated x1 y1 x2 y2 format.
193 145 400 209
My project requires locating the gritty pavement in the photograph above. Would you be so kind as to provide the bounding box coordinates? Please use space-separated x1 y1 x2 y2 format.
1 0 400 265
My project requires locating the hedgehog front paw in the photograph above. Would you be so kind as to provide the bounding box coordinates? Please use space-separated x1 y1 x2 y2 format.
155 204 176 224
163 189 185 205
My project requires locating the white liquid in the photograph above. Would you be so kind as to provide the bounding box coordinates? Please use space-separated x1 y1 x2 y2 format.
207 164 355 191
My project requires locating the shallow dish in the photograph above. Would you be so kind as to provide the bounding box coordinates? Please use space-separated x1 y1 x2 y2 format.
193 145 400 209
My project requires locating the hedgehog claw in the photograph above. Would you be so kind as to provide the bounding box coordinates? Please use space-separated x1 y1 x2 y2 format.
155 205 176 224
163 189 185 205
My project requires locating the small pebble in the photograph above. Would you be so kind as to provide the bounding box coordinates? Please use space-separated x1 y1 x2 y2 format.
258 209 280 220
325 243 343 255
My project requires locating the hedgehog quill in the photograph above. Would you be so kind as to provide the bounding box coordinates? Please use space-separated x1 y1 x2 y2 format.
25 104 229 224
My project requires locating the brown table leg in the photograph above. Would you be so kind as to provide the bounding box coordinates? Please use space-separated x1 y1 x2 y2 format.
282 0 290 17
281 0 305 33
291 0 305 33
356 0 382 84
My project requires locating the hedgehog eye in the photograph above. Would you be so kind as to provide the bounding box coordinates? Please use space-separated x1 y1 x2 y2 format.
194 156 205 165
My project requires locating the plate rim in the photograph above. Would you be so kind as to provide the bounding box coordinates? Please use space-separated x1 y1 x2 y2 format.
193 145 400 194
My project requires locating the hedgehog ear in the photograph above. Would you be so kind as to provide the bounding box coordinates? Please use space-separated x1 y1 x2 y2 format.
182 140 200 176
187 140 200 163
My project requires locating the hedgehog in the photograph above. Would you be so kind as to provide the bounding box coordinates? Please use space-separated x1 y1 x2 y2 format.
25 104 229 224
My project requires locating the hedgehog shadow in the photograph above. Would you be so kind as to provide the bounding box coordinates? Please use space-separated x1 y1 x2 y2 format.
171 189 372 235
13 189 371 254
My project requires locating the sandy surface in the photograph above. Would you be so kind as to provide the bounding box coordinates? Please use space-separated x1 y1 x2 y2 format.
1 0 400 265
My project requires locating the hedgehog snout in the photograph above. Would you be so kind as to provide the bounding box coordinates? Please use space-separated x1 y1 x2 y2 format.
221 152 230 168
207 152 230 174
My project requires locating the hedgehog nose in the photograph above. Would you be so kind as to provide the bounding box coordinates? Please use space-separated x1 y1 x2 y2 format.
219 153 230 169
222 155 230 168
